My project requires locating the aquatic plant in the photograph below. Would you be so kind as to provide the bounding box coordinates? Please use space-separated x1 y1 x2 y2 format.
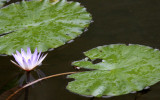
0 0 91 55
0 0 160 100
67 44 160 97
11 47 47 71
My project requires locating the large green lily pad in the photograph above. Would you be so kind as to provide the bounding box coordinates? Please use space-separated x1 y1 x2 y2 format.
0 0 91 55
67 44 160 97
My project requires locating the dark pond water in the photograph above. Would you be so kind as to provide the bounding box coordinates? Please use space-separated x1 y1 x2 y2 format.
1 0 160 100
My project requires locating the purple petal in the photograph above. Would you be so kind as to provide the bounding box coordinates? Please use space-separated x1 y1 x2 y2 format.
37 53 48 65
21 48 27 58
31 54 34 62
32 48 38 64
22 57 29 70
37 51 42 60
32 48 38 60
37 51 43 61
33 54 38 66
16 50 21 57
11 60 28 71
13 54 24 68
28 59 34 70
33 48 38 55
10 60 22 69
27 47 31 57
12 53 16 59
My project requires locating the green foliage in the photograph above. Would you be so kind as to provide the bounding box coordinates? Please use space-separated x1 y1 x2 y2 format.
67 44 160 97
0 0 91 55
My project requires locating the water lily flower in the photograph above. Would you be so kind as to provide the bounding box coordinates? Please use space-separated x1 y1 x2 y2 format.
11 47 47 71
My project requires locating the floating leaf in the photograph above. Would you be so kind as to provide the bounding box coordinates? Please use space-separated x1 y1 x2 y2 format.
67 44 160 97
0 0 91 55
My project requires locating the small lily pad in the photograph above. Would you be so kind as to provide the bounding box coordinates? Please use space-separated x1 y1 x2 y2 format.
0 0 91 55
67 44 160 97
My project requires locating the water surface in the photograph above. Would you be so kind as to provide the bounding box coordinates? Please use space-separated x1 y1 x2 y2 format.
0 0 160 100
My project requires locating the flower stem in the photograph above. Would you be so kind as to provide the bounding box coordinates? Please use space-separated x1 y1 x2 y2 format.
7 71 77 100
24 71 30 100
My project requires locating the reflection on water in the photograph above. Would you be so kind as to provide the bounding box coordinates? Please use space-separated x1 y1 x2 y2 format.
1 0 160 100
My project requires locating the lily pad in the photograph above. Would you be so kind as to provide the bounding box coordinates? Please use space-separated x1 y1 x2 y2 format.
0 0 91 55
67 44 160 97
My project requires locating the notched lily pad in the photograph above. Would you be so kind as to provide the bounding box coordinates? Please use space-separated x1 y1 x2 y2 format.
0 0 92 55
67 44 160 97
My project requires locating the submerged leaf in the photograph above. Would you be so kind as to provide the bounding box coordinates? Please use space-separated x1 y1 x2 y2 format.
0 0 91 55
67 44 160 97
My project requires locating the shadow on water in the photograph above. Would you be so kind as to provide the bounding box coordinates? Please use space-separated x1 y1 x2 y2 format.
1 0 160 100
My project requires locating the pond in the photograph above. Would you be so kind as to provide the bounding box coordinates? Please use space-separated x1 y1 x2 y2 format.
0 0 160 100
